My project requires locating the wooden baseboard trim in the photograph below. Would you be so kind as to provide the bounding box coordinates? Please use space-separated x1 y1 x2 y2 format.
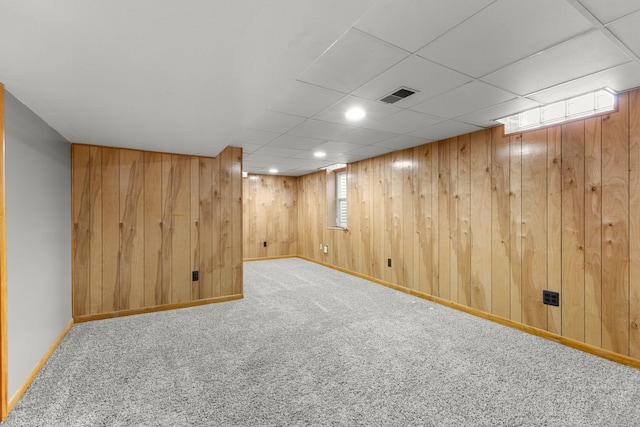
74 294 243 323
243 255 296 262
297 256 640 370
8 319 74 413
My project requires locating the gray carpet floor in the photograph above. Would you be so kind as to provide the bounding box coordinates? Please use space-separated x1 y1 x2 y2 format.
3 258 640 426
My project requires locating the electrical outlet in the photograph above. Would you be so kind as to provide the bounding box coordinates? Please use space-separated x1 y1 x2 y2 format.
263 241 267 247
387 258 392 267
320 243 323 250
543 290 559 306
192 271 199 281
324 245 328 254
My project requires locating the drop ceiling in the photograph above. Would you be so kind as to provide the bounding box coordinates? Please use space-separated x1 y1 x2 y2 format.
1 0 640 176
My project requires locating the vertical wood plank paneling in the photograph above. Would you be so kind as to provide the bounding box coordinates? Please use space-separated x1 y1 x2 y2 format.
521 129 548 330
438 140 451 300
509 134 522 322
101 148 120 313
144 152 162 307
199 157 214 298
584 117 603 346
371 157 385 280
562 121 586 341
457 134 471 306
491 127 510 318
230 147 243 296
402 150 416 289
160 153 173 305
601 92 630 355
348 163 361 272
190 157 200 300
119 149 145 310
630 90 640 359
219 148 233 296
470 130 492 312
73 144 242 320
449 138 459 303
431 142 440 296
547 126 562 335
88 146 103 315
72 145 91 316
171 155 191 303
211 155 222 297
415 145 432 295
360 160 372 278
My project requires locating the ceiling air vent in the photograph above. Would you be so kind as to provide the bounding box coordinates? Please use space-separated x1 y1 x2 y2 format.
379 87 418 104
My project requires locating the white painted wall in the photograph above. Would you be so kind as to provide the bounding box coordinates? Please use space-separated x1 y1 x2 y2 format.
4 91 72 400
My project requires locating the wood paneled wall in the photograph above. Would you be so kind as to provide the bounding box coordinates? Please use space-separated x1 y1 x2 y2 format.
72 144 243 318
296 89 640 360
242 175 297 259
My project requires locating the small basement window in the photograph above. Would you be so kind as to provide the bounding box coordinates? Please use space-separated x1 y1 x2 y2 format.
335 170 347 228
496 89 616 134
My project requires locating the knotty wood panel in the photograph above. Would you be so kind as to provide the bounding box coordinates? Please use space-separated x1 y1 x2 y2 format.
119 149 144 310
491 127 510 318
457 134 471 307
72 144 242 318
438 140 451 300
72 145 91 316
470 130 492 312
601 92 630 355
144 151 162 307
509 134 522 322
359 160 372 278
191 157 200 300
547 126 562 335
415 144 433 295
630 90 640 359
584 117 602 347
521 129 548 330
402 150 416 290
88 147 103 315
219 148 233 297
371 156 385 280
102 148 120 313
200 157 215 298
449 138 459 303
562 121 586 341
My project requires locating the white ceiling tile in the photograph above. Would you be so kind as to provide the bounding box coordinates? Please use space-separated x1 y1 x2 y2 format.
457 98 541 127
417 0 593 77
354 0 495 52
409 120 483 141
268 80 346 117
528 62 640 104
233 128 281 145
297 28 409 93
365 109 445 133
232 141 265 154
315 141 365 154
374 135 431 150
288 119 354 140
579 0 640 24
352 56 472 107
345 145 394 158
268 134 325 150
247 110 306 133
607 11 640 58
411 81 515 119
252 146 304 158
313 96 399 125
482 31 630 96
334 128 399 144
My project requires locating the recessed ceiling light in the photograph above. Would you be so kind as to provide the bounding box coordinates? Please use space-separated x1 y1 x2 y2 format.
345 107 366 121
314 151 326 158
269 168 278 174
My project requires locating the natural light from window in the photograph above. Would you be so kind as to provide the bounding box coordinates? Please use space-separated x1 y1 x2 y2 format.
496 89 616 134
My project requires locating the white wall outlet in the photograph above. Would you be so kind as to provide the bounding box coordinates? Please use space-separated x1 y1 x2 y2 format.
323 245 328 254
320 243 323 250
